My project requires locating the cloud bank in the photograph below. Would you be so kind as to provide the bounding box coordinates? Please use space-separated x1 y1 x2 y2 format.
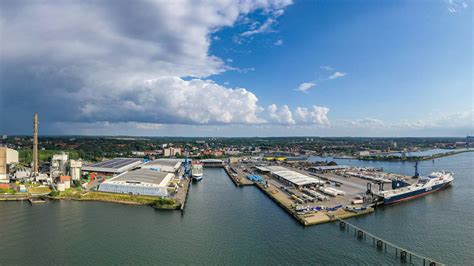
1 0 334 132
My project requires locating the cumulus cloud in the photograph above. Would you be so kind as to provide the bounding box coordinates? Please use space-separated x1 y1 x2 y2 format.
294 106 330 124
0 0 294 131
265 104 329 125
267 104 295 124
328 71 347 80
296 82 317 93
80 77 264 125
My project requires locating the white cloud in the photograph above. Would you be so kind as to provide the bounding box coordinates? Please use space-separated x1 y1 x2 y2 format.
241 17 276 36
240 3 290 37
350 118 385 127
447 0 468 13
296 82 317 92
265 104 329 125
80 77 265 125
328 71 347 80
1 0 294 129
294 106 330 124
274 39 284 46
267 104 295 124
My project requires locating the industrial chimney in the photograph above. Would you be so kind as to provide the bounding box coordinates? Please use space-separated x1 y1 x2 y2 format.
32 113 38 176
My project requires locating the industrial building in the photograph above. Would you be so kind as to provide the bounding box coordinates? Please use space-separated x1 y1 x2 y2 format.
82 158 143 177
141 159 182 174
258 165 323 188
0 147 19 184
50 152 68 179
69 160 82 181
98 169 174 197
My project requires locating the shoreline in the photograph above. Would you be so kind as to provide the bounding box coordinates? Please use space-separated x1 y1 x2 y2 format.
1 192 179 210
357 149 473 162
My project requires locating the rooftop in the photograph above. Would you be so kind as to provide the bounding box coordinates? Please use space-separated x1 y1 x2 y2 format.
83 158 143 173
143 159 182 169
104 169 173 187
265 166 322 186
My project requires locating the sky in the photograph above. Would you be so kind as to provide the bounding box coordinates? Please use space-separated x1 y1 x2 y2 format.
0 0 472 137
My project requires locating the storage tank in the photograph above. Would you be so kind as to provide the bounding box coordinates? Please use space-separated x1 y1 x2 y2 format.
69 160 83 181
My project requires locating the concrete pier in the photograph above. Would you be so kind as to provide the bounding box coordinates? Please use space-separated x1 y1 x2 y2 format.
331 215 444 265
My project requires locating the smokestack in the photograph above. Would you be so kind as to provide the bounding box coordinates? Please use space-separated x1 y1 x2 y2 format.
33 113 38 176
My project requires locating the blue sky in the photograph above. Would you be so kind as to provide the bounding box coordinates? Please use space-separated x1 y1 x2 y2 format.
0 0 472 136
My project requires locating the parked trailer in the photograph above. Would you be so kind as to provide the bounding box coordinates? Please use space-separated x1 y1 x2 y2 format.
325 187 345 196
302 188 328 201
318 186 338 197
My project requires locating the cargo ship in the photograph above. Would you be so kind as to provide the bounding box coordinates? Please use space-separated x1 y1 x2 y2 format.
378 171 453 205
191 162 203 181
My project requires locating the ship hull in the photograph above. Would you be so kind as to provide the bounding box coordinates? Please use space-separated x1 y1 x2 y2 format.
192 174 203 181
383 181 452 205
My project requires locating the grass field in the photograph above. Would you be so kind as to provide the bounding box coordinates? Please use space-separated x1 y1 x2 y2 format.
50 189 177 208
28 186 52 194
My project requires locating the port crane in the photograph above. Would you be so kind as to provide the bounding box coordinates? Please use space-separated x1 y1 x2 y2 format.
183 148 191 178
413 161 420 178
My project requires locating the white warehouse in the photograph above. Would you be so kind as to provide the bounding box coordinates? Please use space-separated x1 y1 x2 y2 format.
99 169 173 197
260 165 323 188
141 159 182 173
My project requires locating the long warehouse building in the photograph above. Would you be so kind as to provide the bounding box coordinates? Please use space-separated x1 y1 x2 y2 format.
82 158 143 176
258 165 323 188
141 159 182 173
99 169 173 197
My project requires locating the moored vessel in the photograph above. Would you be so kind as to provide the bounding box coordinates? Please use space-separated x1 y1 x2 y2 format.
378 171 453 205
192 162 203 181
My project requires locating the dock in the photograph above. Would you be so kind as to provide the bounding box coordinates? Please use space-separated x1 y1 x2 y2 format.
221 164 377 226
28 197 47 204
224 165 254 187
332 215 443 265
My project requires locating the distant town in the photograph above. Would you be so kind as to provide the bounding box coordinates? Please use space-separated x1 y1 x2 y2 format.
2 134 473 164
1 114 472 211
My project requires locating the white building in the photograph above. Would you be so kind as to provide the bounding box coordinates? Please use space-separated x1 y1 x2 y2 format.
141 159 182 173
358 151 370 157
69 160 83 181
14 168 31 179
50 152 68 179
260 165 323 188
99 169 174 197
0 147 19 183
